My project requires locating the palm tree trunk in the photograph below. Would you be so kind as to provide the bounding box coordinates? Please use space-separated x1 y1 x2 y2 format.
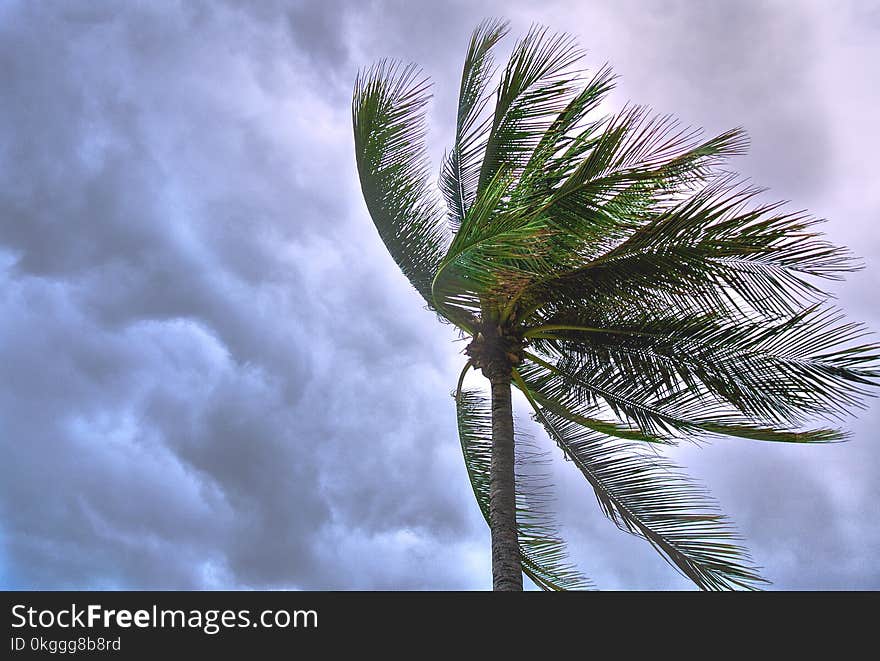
489 373 523 591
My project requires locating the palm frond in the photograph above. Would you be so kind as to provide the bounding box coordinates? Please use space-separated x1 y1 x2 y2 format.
525 299 880 427
353 60 449 306
441 18 509 232
476 24 585 203
430 22 591 324
552 114 747 204
525 175 858 321
432 168 554 324
512 369 766 590
510 63 617 204
520 349 850 444
526 382 675 446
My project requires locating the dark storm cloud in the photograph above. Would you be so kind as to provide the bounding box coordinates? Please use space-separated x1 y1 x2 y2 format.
1 0 878 590
0 0 480 590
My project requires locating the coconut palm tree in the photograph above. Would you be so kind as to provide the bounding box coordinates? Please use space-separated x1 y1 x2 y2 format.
351 19 878 590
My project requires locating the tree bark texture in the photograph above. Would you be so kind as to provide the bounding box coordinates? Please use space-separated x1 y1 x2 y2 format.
489 374 523 591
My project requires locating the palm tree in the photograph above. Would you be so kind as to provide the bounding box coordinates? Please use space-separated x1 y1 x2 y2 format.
351 19 878 590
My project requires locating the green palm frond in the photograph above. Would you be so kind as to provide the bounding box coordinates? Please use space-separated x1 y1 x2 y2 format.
526 382 674 445
455 373 591 590
512 62 617 202
525 305 879 431
525 175 858 321
476 25 585 204
513 369 766 591
353 60 449 306
536 110 747 216
441 18 509 232
520 349 853 444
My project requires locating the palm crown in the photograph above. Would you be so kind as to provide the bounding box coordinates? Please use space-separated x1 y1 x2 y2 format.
352 19 878 590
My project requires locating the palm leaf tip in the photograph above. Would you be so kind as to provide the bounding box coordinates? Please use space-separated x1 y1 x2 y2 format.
441 18 510 232
477 23 587 194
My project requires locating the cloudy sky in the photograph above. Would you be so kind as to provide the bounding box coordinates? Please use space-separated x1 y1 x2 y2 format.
1 0 878 590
